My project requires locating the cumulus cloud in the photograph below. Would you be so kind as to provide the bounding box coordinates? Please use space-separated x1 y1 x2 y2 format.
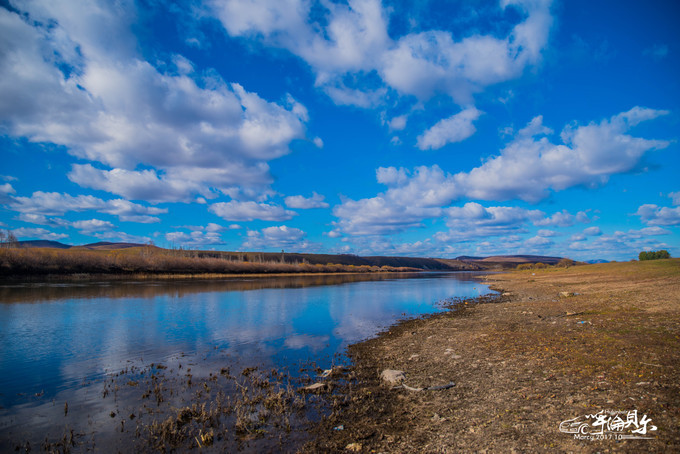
209 200 296 222
416 107 482 150
388 115 408 131
0 2 309 202
635 204 680 226
458 108 669 202
0 183 16 203
568 227 672 260
583 226 602 236
635 192 680 226
333 166 456 235
71 219 115 234
435 202 544 242
16 213 59 226
165 224 226 248
524 235 553 248
12 227 69 241
91 231 152 244
333 107 666 236
534 209 590 227
284 192 329 209
9 191 166 223
212 0 554 110
570 226 602 242
333 236 437 257
242 225 310 250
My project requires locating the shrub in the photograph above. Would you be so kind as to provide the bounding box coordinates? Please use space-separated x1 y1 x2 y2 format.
639 250 671 261
556 258 575 268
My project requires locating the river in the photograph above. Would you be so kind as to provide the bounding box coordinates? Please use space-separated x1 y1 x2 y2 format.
0 272 491 451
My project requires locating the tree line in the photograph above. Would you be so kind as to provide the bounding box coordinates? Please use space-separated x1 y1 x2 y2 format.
638 250 671 261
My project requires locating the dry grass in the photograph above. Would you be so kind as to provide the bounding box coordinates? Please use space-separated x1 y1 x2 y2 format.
0 247 416 277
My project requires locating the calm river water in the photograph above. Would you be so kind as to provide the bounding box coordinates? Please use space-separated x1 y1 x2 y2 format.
0 272 491 450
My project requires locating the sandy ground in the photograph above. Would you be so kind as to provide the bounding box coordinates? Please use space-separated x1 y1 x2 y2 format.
304 260 680 453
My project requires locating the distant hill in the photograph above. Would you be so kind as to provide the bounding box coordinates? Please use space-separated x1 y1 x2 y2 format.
17 240 71 249
13 241 568 271
18 240 149 250
77 242 150 250
454 254 565 269
480 255 563 265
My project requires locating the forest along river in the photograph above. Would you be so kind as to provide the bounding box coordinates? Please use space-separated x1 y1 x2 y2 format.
0 272 492 451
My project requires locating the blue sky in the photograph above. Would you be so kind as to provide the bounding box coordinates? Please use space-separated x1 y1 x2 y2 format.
1 0 678 261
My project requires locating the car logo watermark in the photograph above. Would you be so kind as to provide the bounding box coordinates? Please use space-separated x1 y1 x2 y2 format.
559 409 657 441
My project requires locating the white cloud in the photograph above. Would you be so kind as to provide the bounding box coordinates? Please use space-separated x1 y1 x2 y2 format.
534 209 590 227
0 183 16 203
241 225 309 250
435 202 543 242
313 137 324 148
9 191 166 223
333 166 456 235
524 235 553 248
67 165 206 202
209 200 296 222
71 219 115 234
284 192 329 209
518 115 553 137
583 226 602 236
16 213 56 226
568 227 672 260
165 225 226 248
416 107 482 150
569 233 586 242
212 0 554 110
91 231 152 244
669 192 680 206
334 107 667 236
379 1 553 103
537 229 557 237
458 108 669 202
0 3 309 202
570 226 602 241
635 204 680 226
388 115 408 131
333 236 437 257
12 227 69 241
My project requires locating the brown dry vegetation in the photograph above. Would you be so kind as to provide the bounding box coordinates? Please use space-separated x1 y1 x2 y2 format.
0 247 418 278
306 259 680 453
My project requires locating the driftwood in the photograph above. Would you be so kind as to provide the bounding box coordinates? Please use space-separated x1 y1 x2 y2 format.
393 381 456 392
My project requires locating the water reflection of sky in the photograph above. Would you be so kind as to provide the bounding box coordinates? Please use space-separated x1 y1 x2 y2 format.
0 273 490 408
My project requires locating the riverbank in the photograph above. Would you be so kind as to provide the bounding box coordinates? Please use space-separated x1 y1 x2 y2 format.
306 259 680 452
0 247 421 279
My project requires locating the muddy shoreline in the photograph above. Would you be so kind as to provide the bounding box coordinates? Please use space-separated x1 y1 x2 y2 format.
305 260 680 452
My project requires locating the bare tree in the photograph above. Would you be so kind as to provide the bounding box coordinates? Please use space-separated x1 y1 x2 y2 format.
0 230 18 249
